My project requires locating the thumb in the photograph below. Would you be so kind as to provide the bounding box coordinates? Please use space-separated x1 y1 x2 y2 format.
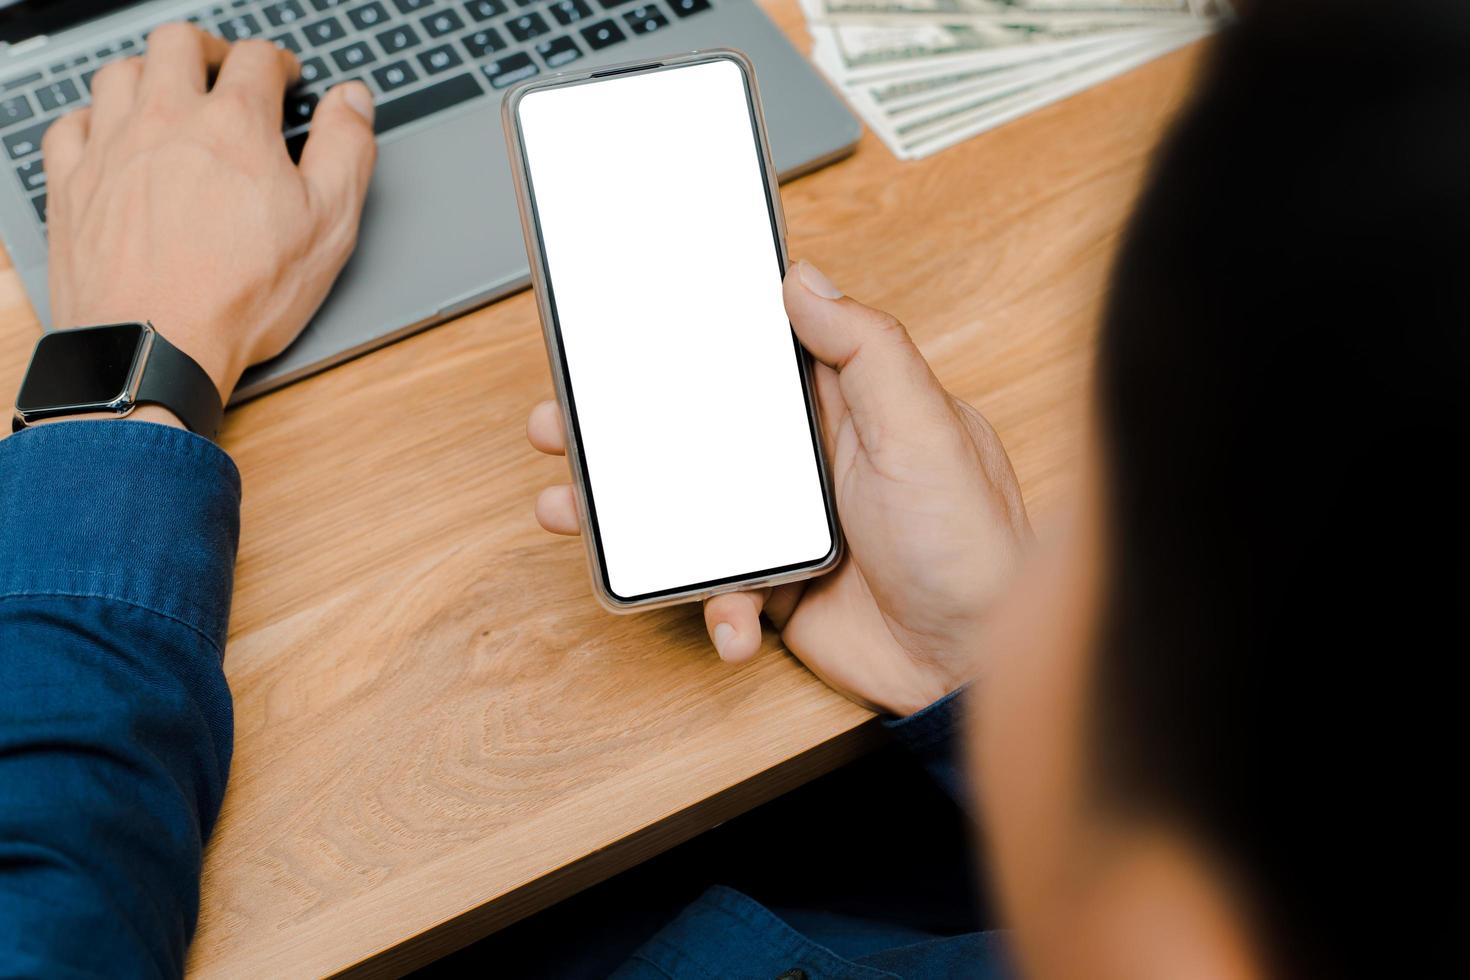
784 260 955 455
298 81 377 230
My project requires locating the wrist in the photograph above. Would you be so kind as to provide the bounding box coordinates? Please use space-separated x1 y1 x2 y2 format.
58 312 241 404
21 319 227 437
880 677 962 719
134 323 239 404
866 655 968 719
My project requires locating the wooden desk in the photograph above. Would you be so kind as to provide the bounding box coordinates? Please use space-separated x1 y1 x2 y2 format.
0 11 1201 975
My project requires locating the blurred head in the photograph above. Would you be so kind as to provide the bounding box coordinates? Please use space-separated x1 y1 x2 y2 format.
968 1 1467 977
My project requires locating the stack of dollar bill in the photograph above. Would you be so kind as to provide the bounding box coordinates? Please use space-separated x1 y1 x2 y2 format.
804 0 1232 160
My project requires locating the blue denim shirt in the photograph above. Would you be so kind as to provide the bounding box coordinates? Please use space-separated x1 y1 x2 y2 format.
610 691 1013 980
0 422 238 977
0 421 1008 979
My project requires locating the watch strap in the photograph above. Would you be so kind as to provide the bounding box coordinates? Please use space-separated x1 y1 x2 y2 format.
136 329 223 440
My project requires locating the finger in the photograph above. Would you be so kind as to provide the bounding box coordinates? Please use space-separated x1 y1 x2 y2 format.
140 23 230 96
535 484 580 535
764 582 807 632
87 57 143 139
213 38 299 127
704 589 771 664
41 108 91 189
527 400 567 455
299 82 377 220
784 260 955 457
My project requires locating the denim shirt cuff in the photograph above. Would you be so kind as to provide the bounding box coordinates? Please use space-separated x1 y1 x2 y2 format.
0 421 242 654
882 686 966 750
881 686 968 807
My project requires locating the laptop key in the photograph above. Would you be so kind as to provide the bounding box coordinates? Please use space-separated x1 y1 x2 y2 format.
35 79 82 113
481 51 536 88
263 0 308 25
460 26 505 58
347 1 389 29
666 0 708 14
420 9 465 37
218 13 264 39
81 69 98 91
4 120 51 159
2 72 43 93
16 158 46 193
302 15 348 45
623 5 667 33
298 55 331 83
464 0 506 20
416 43 463 74
0 95 34 130
284 90 319 127
376 24 422 53
371 59 419 91
271 31 303 52
391 0 434 13
579 18 624 48
505 11 549 41
331 40 377 70
374 71 481 132
597 0 635 9
31 192 46 225
307 0 348 9
534 35 581 67
548 0 591 25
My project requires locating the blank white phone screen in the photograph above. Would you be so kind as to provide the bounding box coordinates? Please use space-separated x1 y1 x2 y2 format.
518 59 833 601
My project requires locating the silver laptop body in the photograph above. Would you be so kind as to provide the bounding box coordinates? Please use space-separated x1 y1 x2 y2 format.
0 0 858 400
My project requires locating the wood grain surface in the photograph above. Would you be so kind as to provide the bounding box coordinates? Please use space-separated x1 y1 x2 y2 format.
0 7 1205 975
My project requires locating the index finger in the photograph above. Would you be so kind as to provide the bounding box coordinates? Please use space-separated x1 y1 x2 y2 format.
140 22 230 96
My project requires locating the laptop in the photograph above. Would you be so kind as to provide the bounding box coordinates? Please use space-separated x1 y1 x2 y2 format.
0 0 859 401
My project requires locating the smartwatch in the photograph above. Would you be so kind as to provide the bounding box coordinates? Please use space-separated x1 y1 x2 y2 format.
11 322 223 440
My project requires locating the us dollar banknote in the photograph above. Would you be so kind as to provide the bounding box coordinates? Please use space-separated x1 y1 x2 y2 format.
803 0 1227 159
812 20 1169 74
803 0 1223 21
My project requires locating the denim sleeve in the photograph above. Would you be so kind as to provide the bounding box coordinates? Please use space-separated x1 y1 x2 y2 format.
0 421 241 978
883 687 968 808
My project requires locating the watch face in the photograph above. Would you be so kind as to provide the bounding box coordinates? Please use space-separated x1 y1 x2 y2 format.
17 324 146 412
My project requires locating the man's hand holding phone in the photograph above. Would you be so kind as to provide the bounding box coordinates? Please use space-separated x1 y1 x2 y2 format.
529 262 1032 717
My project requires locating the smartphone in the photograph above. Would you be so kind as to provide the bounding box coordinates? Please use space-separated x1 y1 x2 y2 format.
503 50 841 611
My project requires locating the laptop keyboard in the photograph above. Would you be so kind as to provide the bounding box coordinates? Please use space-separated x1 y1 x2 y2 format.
0 0 713 230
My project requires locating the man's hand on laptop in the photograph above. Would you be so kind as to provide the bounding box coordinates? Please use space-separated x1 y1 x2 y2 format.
41 22 378 404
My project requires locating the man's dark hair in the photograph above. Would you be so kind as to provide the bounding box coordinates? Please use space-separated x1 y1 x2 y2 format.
1093 1 1465 976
